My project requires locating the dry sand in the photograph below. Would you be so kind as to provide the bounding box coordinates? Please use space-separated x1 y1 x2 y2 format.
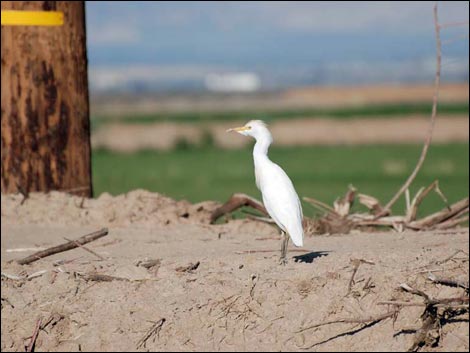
1 191 469 352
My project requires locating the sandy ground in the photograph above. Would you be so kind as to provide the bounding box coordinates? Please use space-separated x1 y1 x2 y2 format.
1 191 469 352
91 115 469 152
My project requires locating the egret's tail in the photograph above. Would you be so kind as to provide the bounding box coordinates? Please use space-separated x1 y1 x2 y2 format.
288 226 304 247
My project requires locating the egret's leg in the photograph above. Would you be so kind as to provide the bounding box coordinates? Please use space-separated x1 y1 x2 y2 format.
279 231 289 265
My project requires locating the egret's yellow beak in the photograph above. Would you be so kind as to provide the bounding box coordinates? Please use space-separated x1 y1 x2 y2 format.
226 126 251 133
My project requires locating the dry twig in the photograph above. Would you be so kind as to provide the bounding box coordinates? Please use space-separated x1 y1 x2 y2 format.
296 310 398 333
175 261 200 273
347 258 375 294
63 237 106 261
26 317 42 352
303 196 336 214
136 318 165 349
16 228 108 265
427 273 469 292
80 273 128 282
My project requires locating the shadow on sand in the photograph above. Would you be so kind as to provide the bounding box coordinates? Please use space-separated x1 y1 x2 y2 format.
293 251 330 264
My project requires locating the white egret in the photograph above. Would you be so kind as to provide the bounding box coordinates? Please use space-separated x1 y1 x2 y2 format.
227 120 304 264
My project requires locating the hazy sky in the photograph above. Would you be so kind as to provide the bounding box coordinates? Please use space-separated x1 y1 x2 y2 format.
85 1 468 66
84 1 468 90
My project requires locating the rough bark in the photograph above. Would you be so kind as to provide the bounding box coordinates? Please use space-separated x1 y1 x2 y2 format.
1 1 92 197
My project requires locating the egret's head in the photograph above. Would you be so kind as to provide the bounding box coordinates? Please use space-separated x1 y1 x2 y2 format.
227 120 272 142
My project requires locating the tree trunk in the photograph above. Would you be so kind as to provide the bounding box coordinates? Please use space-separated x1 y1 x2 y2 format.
1 1 92 197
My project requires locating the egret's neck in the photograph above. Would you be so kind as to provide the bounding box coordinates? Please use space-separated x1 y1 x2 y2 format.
253 133 273 162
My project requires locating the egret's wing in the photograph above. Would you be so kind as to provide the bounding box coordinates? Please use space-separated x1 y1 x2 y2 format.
260 164 304 247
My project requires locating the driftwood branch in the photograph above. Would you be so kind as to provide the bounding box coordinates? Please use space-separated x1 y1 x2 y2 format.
16 228 109 265
427 273 469 291
400 274 469 352
210 193 267 224
406 181 448 223
408 198 468 230
315 192 467 235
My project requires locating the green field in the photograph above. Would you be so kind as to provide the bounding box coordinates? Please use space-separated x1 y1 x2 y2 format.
92 143 469 218
91 102 469 129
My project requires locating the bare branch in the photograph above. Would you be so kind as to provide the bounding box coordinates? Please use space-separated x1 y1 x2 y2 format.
16 228 109 265
303 196 336 214
210 193 267 224
427 273 469 291
408 198 468 229
296 310 398 333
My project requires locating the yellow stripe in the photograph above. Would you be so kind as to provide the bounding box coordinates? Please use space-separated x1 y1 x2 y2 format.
1 10 63 26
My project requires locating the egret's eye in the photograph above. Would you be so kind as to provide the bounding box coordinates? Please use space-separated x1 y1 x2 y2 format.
245 126 252 130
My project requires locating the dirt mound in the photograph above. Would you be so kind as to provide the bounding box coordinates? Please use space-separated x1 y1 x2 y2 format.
1 190 220 227
1 192 469 352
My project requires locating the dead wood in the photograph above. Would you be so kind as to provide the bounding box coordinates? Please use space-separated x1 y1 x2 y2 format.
358 193 385 216
427 273 469 292
334 185 356 217
406 181 449 223
136 318 165 349
311 195 467 235
175 261 200 273
17 228 109 265
63 237 106 261
40 313 65 332
303 196 336 214
379 297 469 308
78 272 130 282
313 212 354 235
296 310 398 333
378 301 427 307
400 278 469 352
435 250 468 266
347 258 375 294
210 193 267 223
408 198 468 230
26 317 42 352
136 258 161 270
408 309 440 352
434 214 469 229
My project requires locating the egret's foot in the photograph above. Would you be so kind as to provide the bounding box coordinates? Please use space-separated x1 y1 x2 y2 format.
279 256 288 265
